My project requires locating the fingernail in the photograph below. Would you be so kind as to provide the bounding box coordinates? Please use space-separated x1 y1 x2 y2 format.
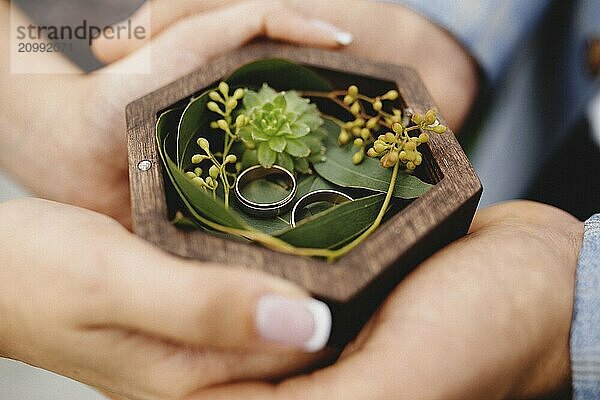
255 295 332 352
310 19 354 46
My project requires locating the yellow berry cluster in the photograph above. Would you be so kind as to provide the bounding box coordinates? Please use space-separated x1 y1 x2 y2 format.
335 85 406 165
367 109 447 172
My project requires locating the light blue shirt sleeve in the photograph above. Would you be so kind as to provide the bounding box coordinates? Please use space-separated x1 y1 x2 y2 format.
571 214 600 399
376 0 553 82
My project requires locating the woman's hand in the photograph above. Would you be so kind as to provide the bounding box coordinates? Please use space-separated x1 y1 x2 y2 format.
0 0 353 227
0 198 332 400
192 201 583 400
102 0 479 130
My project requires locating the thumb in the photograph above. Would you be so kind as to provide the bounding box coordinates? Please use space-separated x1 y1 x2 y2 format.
92 236 332 353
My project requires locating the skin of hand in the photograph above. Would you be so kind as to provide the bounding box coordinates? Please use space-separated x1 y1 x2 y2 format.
186 201 583 400
0 198 337 400
97 0 479 130
0 0 353 227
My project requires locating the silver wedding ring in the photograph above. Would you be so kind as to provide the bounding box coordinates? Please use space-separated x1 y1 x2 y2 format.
234 165 297 218
291 190 354 227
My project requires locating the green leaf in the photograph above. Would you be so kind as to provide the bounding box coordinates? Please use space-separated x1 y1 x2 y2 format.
226 59 333 92
156 109 249 230
240 148 259 170
176 91 211 168
276 194 385 249
258 142 276 167
276 152 294 172
269 136 287 153
288 122 311 138
243 91 262 109
314 121 433 199
294 157 310 174
285 139 310 157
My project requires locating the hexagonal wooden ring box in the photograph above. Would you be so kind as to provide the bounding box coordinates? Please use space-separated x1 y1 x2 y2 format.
126 43 482 347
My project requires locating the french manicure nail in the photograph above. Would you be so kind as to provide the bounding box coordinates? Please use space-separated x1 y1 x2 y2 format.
255 295 332 352
310 19 354 46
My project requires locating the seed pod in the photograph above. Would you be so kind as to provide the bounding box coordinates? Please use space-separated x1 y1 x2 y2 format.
373 98 383 111
233 88 245 100
348 85 359 97
352 150 364 165
209 165 220 179
354 138 364 147
411 113 424 125
219 82 230 97
338 129 351 145
424 109 437 125
225 154 237 164
399 150 407 161
194 167 203 176
391 122 403 134
366 117 379 129
207 102 221 113
210 121 219 129
352 126 361 136
382 90 399 101
226 99 238 109
235 114 247 129
209 91 224 102
374 141 387 153
418 133 429 143
433 125 447 134
380 151 399 168
360 128 371 140
343 95 354 105
404 141 417 151
197 138 210 151
185 171 197 179
217 119 229 131
406 161 416 171
384 132 396 143
414 153 423 166
192 176 206 188
355 118 365 127
191 154 205 164
350 102 361 115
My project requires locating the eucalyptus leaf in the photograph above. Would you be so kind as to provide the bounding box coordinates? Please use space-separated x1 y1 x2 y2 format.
226 58 333 92
314 121 433 199
176 91 211 168
276 193 385 249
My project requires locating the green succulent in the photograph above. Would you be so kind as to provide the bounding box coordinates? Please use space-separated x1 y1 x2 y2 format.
237 84 326 173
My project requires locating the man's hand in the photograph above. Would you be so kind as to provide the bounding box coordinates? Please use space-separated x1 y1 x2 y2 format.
191 201 583 400
0 198 333 400
0 0 353 227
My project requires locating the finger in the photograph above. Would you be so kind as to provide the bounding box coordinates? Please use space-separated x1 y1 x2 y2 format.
93 0 353 64
191 354 377 400
88 236 332 353
92 0 235 63
95 0 353 130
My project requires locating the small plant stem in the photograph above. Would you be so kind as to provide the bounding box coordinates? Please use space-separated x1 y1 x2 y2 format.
323 161 399 262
